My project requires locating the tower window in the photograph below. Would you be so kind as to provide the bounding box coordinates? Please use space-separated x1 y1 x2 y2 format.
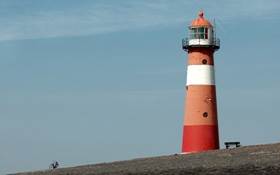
202 59 207 64
203 112 208 117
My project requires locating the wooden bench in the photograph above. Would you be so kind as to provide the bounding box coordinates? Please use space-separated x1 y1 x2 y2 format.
224 142 241 149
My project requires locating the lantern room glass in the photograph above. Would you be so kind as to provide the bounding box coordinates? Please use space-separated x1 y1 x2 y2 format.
189 27 208 39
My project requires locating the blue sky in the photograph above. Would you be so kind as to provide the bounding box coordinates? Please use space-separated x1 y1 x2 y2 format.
1 0 280 174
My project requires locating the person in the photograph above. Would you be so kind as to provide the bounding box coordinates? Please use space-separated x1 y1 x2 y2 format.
49 161 59 169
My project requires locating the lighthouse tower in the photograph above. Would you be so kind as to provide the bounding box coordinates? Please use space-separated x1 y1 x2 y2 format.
181 11 220 153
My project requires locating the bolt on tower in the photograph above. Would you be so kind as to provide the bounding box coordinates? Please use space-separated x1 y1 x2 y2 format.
181 11 220 153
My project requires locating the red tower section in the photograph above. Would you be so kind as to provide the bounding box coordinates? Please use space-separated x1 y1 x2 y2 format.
181 11 220 153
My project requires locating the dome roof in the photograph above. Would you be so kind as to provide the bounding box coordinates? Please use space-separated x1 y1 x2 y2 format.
190 11 212 27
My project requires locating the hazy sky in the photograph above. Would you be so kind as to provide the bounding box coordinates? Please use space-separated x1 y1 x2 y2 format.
1 0 280 174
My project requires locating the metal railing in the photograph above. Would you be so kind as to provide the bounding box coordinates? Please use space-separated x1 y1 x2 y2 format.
182 37 220 51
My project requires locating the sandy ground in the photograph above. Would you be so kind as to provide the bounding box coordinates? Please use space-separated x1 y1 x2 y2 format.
13 143 280 175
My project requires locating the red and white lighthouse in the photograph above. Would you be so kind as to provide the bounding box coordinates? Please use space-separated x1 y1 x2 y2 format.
181 11 220 153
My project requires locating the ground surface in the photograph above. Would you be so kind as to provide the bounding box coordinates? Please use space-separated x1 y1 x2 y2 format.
13 143 280 175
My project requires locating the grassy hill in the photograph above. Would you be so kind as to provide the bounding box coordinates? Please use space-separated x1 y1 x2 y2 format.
13 143 280 175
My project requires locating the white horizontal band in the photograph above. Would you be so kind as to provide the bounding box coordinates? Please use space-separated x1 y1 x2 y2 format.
188 39 212 46
186 65 215 85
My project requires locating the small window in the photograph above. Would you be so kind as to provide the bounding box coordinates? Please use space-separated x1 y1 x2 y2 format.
198 27 204 33
189 28 196 39
203 112 208 118
190 33 195 39
198 27 204 39
202 59 207 64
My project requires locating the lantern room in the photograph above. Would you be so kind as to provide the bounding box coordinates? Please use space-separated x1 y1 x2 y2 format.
182 11 220 51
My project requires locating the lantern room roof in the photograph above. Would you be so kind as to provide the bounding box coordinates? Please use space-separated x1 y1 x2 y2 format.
190 11 212 28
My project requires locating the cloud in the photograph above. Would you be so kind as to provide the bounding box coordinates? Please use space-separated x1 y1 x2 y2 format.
0 0 279 41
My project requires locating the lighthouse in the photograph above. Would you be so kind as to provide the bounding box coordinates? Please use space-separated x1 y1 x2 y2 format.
181 11 220 153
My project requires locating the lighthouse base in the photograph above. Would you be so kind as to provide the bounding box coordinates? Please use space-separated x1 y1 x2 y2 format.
182 125 219 153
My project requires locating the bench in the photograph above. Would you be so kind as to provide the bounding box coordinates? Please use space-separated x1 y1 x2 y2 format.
224 142 241 149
